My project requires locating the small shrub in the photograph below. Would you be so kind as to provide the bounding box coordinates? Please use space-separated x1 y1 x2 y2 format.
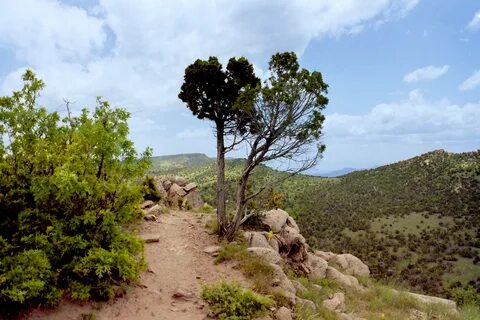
142 176 162 201
448 285 480 307
201 282 274 320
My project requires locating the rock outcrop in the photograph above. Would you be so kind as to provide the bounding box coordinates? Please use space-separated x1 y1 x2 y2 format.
240 208 458 318
148 176 205 211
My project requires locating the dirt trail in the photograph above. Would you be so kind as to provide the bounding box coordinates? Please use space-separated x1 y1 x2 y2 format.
26 211 247 320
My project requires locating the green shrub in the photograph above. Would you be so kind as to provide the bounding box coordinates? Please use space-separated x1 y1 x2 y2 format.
201 282 274 320
0 70 150 312
448 286 480 307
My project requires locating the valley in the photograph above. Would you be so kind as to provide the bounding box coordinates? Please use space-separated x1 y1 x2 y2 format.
150 149 480 300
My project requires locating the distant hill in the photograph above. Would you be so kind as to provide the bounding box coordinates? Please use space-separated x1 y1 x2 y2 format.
149 149 480 298
151 153 213 171
312 167 358 177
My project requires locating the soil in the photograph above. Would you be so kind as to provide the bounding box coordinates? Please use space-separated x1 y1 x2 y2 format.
24 211 248 320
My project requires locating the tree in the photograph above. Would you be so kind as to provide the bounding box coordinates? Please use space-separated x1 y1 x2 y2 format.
178 57 259 235
225 52 329 240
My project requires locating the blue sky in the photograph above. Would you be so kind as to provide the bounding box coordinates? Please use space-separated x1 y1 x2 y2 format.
0 0 479 172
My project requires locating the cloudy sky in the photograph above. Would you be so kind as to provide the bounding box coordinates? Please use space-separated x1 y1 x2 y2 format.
0 0 479 172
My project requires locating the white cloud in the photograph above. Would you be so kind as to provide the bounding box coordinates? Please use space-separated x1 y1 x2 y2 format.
467 10 480 31
403 65 449 83
325 90 480 141
0 0 106 65
459 70 480 91
0 0 420 157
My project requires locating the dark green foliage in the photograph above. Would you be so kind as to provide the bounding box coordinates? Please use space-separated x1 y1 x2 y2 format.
0 70 151 312
201 282 274 320
150 150 480 301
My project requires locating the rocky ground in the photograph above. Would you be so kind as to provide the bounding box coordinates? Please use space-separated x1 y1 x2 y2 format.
25 210 247 320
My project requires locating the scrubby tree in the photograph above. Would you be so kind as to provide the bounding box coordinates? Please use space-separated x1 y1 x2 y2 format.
0 70 151 313
225 52 329 239
178 57 259 235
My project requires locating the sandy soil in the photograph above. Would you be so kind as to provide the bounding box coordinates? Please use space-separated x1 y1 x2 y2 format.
24 211 247 320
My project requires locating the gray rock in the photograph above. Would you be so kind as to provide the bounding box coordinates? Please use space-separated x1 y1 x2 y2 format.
325 267 361 290
144 214 157 221
261 209 289 233
322 292 345 312
291 280 307 295
404 292 457 310
270 263 296 294
140 234 160 243
315 250 336 261
184 190 204 209
183 182 197 192
274 306 293 320
286 216 300 232
331 253 370 277
169 183 187 197
140 200 155 209
162 180 172 191
247 247 282 264
248 232 271 248
268 237 280 252
306 253 328 279
295 297 316 311
203 246 221 256
172 287 194 300
147 204 165 216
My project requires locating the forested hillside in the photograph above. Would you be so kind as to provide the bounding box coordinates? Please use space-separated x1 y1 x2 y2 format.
150 150 480 300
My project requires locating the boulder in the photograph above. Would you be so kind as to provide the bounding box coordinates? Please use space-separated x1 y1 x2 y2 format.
270 263 296 294
169 183 187 197
140 234 160 243
274 306 293 320
183 182 197 192
325 267 361 290
203 246 221 256
248 232 271 248
146 204 164 216
277 225 308 263
144 214 157 221
322 292 345 312
404 292 457 310
291 280 307 295
331 253 370 277
286 216 300 232
315 250 336 261
247 247 282 264
140 200 155 209
268 237 280 252
162 180 172 191
261 209 289 233
306 253 328 279
184 190 204 209
295 297 316 311
173 176 188 187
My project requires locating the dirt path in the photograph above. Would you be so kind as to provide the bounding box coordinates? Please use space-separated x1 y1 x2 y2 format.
26 211 247 320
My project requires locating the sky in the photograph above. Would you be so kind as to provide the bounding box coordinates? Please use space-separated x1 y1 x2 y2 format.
0 0 479 172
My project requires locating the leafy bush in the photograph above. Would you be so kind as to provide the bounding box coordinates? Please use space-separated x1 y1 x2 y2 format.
0 70 151 312
142 176 162 202
448 286 480 307
201 282 274 320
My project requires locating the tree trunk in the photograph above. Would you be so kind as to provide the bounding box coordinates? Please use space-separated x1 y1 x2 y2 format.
225 169 250 241
216 123 227 236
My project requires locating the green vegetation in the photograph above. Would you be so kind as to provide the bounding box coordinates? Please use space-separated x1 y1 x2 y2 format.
151 150 480 304
0 71 150 313
215 242 275 292
201 282 274 320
